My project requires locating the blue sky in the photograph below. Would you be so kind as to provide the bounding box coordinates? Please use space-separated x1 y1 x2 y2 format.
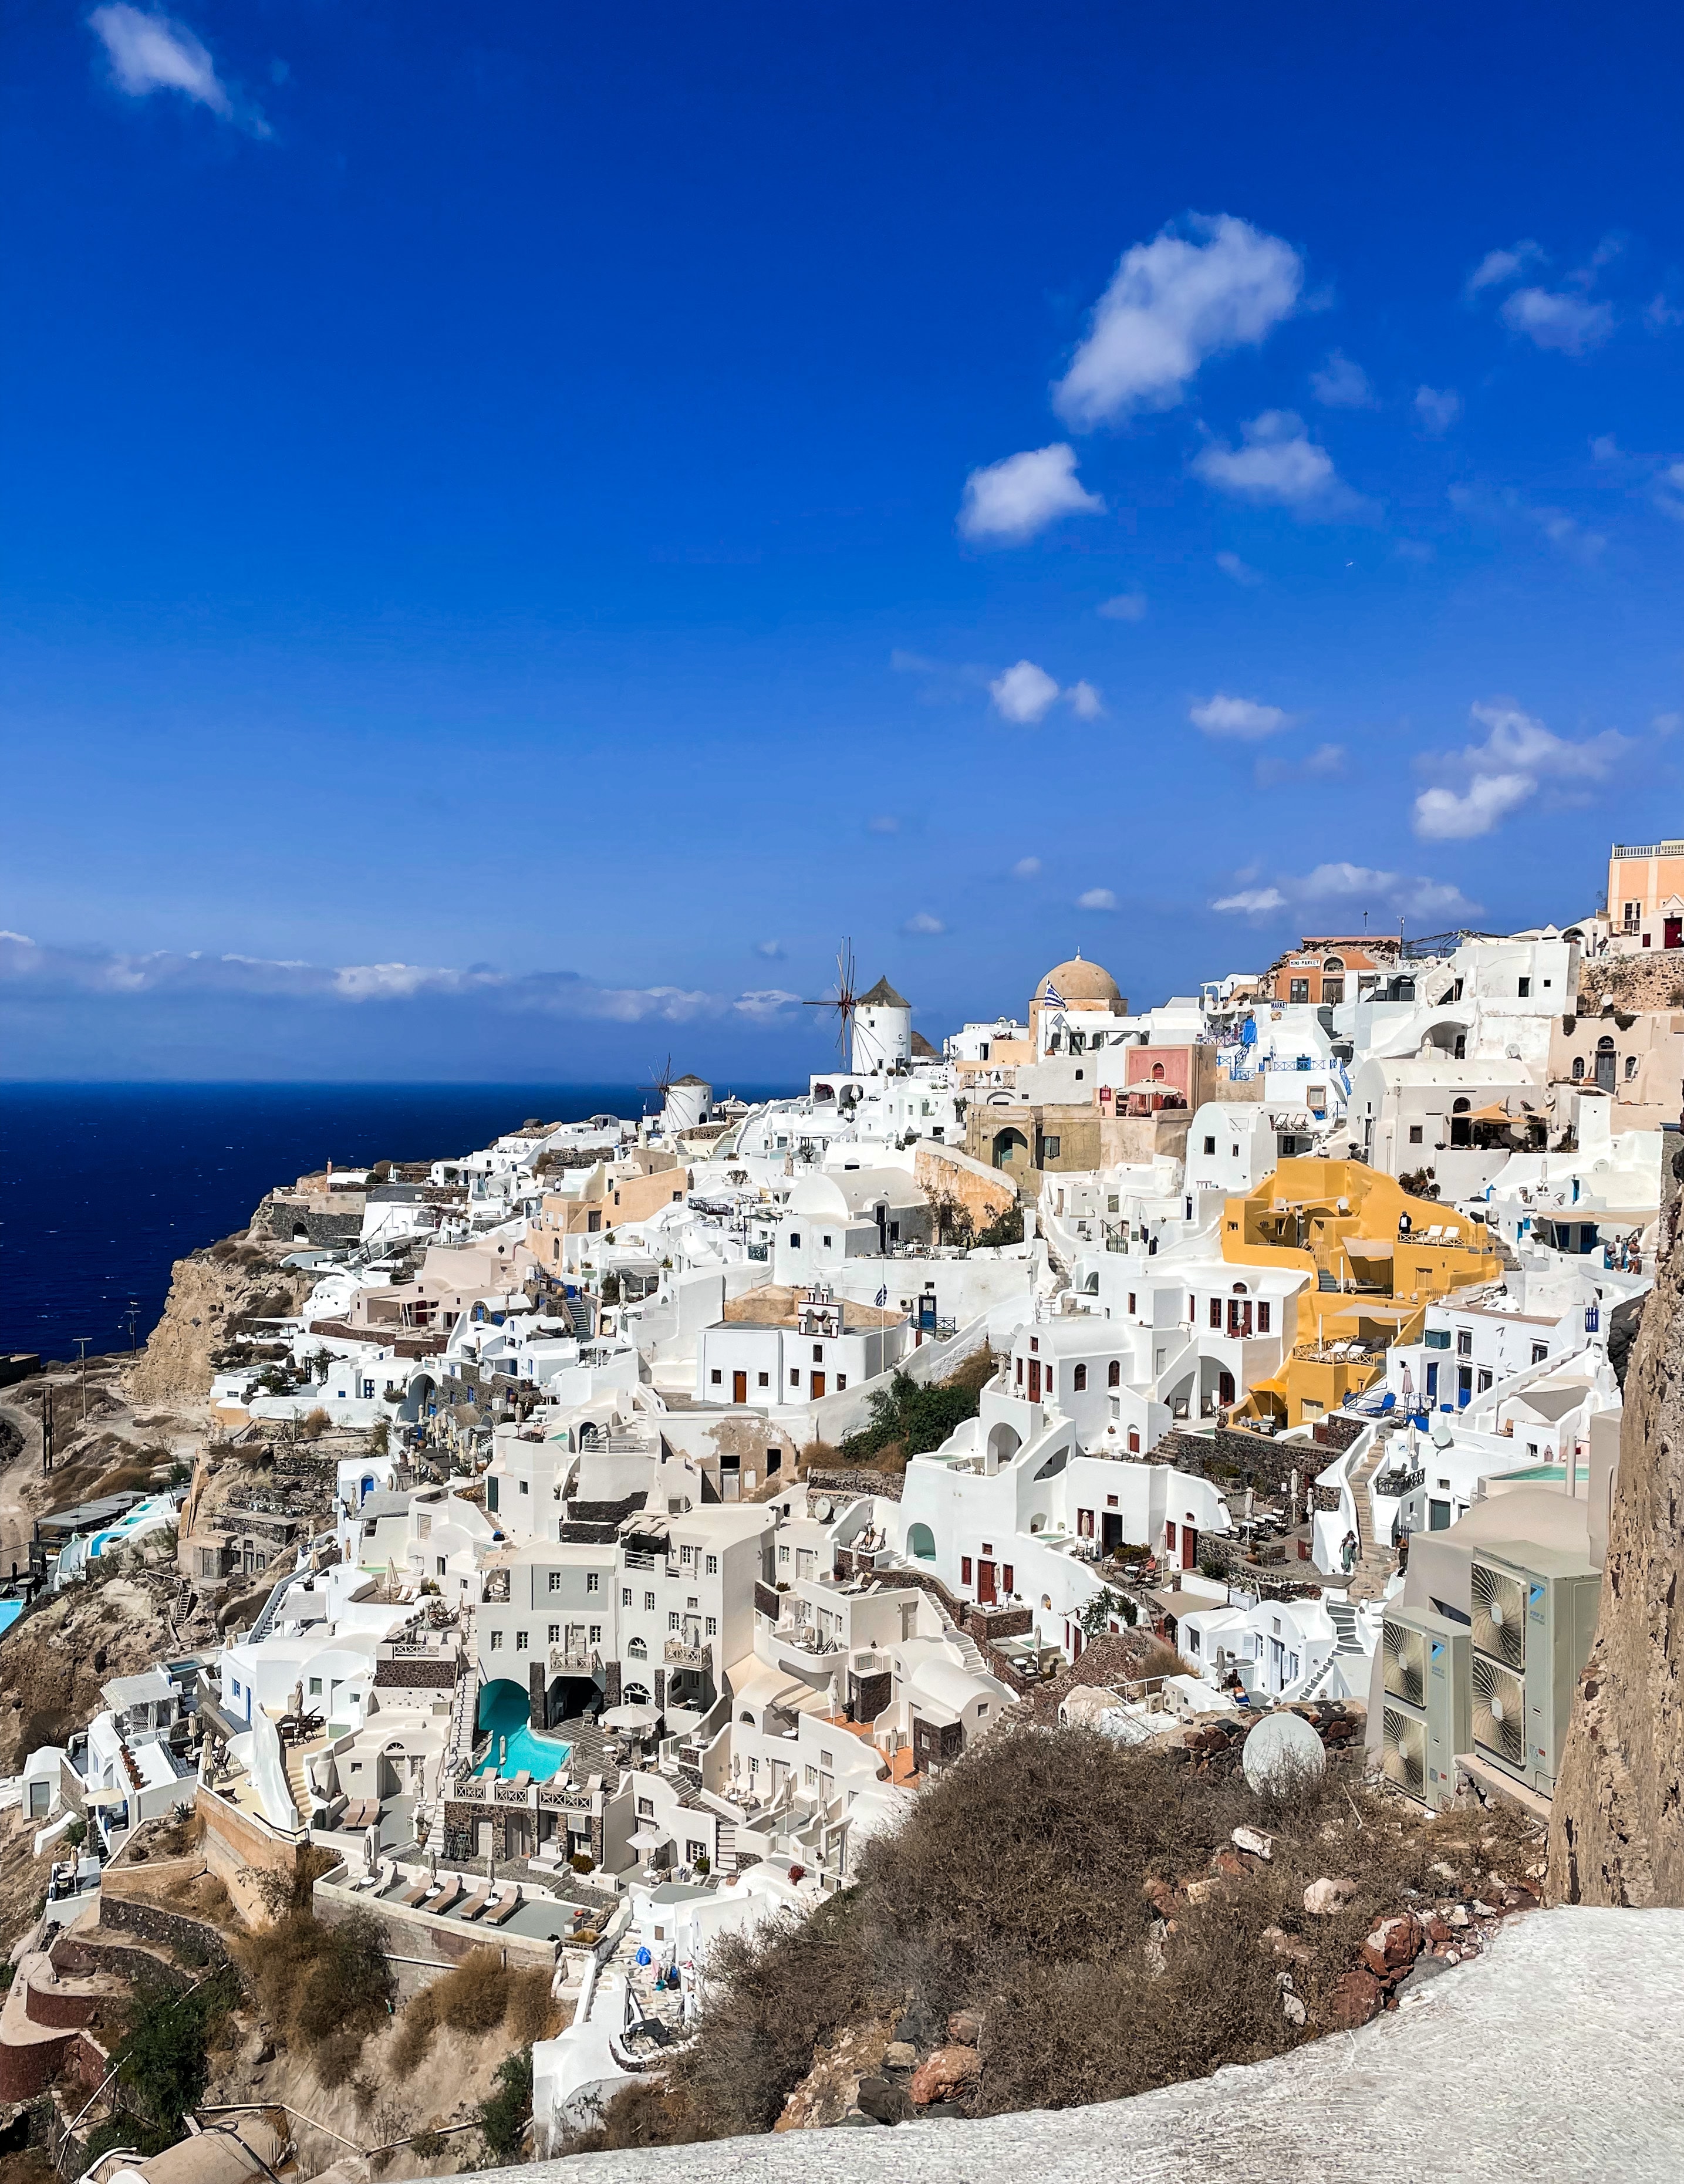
4 2 1683 1079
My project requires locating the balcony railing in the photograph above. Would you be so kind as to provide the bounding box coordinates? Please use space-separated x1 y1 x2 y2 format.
549 1645 601 1676
664 1639 713 1672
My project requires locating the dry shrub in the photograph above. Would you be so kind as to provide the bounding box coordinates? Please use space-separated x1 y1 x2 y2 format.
313 2029 368 2089
430 1949 509 2036
503 1966 561 2045
592 1720 1540 2148
234 1902 393 2062
388 1987 438 2079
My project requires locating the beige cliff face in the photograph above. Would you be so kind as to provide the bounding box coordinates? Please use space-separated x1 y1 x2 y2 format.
129 1243 312 1406
1548 1207 1684 1906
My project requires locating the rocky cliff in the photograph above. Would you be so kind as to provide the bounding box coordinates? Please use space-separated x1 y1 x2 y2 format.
129 1240 311 1406
1548 1207 1684 1905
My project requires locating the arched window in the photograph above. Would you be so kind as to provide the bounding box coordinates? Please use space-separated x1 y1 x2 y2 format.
1231 1281 1249 1294
1625 1054 1639 1081
1072 1363 1088 1392
739 1710 755 1725
626 1635 647 1659
907 1523 937 1561
1572 1056 1585 1081
622 1683 651 1706
1150 1061 1166 1081
1107 1359 1121 1388
1324 956 1345 973
1452 1097 1471 1113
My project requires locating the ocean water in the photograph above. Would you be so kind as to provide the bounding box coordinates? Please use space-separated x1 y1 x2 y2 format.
0 1081 794 1365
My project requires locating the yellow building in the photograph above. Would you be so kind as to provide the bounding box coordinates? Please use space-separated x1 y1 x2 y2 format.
1219 1157 1504 1427
1608 836 1684 950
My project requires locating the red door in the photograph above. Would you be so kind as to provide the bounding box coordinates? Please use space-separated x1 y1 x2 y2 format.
811 1372 826 1399
1182 1525 1198 1570
977 1560 997 1605
1668 917 1682 950
1027 1359 1041 1402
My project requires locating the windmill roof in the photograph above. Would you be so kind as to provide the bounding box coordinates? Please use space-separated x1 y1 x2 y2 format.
669 1074 711 1087
858 977 910 1007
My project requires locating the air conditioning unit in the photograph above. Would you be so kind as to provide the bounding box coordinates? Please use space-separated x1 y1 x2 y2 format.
1378 1604 1470 1810
1471 1544 1601 1794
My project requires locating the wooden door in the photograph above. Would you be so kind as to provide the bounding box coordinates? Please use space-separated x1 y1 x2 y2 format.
732 1371 747 1404
977 1560 997 1605
1027 1358 1041 1402
811 1371 826 1399
1182 1525 1197 1569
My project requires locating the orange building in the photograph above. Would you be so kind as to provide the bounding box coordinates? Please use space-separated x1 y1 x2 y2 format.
1607 837 1684 950
1264 936 1398 1007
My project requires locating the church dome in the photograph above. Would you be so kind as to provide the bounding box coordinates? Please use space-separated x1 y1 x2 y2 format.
1032 952 1124 1015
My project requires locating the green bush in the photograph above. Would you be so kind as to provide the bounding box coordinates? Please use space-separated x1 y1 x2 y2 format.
840 1352 993 1467
475 2048 533 2165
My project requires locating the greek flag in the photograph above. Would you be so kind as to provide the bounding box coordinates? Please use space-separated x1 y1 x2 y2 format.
875 1284 888 1308
1044 978 1067 1008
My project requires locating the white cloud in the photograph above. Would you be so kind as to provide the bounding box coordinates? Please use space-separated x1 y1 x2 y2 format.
867 815 900 834
1413 774 1537 840
733 988 803 1021
902 911 946 936
1414 385 1461 436
1645 293 1684 331
1526 502 1607 560
958 443 1103 544
1077 887 1117 912
1412 700 1628 839
1303 742 1346 777
90 5 268 135
755 939 785 959
1311 351 1376 408
989 661 1104 725
1466 241 1543 296
1216 549 1263 586
889 647 941 674
1212 864 1476 919
1012 856 1042 879
1211 887 1286 914
0 931 781 1025
1190 692 1288 740
1098 591 1147 621
1654 713 1682 737
1500 286 1615 355
990 660 1062 724
1652 461 1684 522
1052 212 1303 428
1193 410 1358 514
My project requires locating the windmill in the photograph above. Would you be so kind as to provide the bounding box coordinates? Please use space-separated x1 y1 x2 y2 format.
644 1053 676 1116
804 939 860 1063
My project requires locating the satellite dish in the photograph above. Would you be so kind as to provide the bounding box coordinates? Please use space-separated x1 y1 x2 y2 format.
1242 1710 1326 1797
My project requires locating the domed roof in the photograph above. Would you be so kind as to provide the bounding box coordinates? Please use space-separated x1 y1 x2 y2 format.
1034 950 1123 1013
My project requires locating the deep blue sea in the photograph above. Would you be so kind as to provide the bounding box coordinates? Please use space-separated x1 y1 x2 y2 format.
0 1082 795 1365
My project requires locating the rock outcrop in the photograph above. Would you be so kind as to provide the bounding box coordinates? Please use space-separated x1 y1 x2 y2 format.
1548 1206 1684 1906
129 1241 310 1406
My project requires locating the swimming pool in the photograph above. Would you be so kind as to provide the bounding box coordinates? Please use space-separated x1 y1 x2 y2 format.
0 1601 23 1640
475 1678 571 1783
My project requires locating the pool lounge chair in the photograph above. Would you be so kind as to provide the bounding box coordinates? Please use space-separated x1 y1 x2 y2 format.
482 1885 523 1928
425 1875 465 1915
455 1882 492 1920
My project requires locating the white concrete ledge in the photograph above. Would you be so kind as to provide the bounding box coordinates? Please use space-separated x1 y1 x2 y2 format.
460 1908 1684 2184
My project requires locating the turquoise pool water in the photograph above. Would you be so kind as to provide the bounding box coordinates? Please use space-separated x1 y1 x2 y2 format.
0 1602 23 1640
475 1679 571 1783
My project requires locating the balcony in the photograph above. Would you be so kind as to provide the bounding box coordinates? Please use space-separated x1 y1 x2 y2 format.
664 1638 713 1672
549 1645 601 1676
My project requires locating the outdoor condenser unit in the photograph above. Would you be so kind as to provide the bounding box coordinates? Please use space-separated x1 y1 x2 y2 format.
1379 1604 1471 1810
1471 1543 1601 1794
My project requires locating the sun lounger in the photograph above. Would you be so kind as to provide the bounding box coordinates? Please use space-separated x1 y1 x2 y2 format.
482 1886 522 1927
400 1875 437 1907
426 1876 465 1915
455 1883 492 1920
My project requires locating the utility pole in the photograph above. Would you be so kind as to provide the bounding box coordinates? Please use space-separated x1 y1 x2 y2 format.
41 1386 53 1476
75 1336 92 1424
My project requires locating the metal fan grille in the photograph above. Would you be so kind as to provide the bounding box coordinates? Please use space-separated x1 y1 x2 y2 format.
1382 1620 1426 1707
1472 1656 1526 1767
1471 1561 1526 1669
1382 1707 1426 1795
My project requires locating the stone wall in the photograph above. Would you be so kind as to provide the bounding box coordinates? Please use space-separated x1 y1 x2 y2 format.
1548 1206 1684 1906
97 1892 232 1968
1578 951 1684 1013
